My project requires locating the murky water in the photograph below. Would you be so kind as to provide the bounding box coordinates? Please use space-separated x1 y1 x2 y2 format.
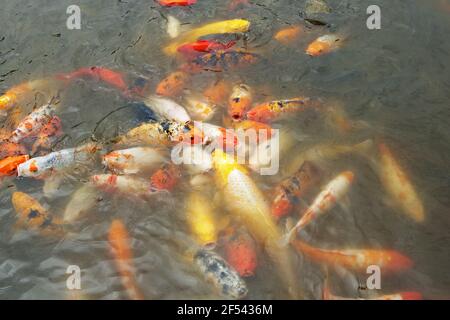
0 0 450 300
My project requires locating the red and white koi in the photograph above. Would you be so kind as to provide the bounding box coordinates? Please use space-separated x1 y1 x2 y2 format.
9 103 57 143
91 174 160 198
31 115 63 154
285 171 354 241
271 161 321 219
17 143 101 178
103 147 166 175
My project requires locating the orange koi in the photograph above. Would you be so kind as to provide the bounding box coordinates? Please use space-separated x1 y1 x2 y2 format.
0 155 29 176
150 164 181 191
0 78 59 112
224 229 258 277
157 0 197 7
156 71 190 97
306 34 342 57
0 141 27 159
59 66 128 92
203 80 231 106
246 97 319 123
233 120 273 143
108 220 145 300
11 191 64 236
274 25 302 45
228 84 252 121
292 239 413 273
177 40 236 58
271 161 321 219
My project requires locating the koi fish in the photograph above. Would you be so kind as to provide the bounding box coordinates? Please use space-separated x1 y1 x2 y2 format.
0 141 27 159
203 80 231 106
150 164 181 191
186 191 218 247
156 71 190 97
11 191 63 237
103 147 166 175
285 171 354 241
274 25 302 45
164 19 250 55
63 183 100 223
9 103 57 143
115 120 200 147
0 155 29 176
306 34 342 57
144 95 191 123
189 50 259 72
200 122 239 151
291 239 413 273
271 161 321 219
0 78 61 112
246 97 319 123
373 143 425 222
212 149 300 299
108 220 145 300
194 249 248 299
280 140 373 179
59 66 128 92
224 229 258 277
91 174 159 198
17 143 101 178
177 40 236 59
323 286 422 300
233 120 273 143
183 93 217 121
157 0 197 7
167 15 181 39
228 84 252 121
247 127 296 174
31 115 63 154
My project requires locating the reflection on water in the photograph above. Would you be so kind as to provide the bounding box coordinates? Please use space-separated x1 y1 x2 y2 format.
0 0 450 300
